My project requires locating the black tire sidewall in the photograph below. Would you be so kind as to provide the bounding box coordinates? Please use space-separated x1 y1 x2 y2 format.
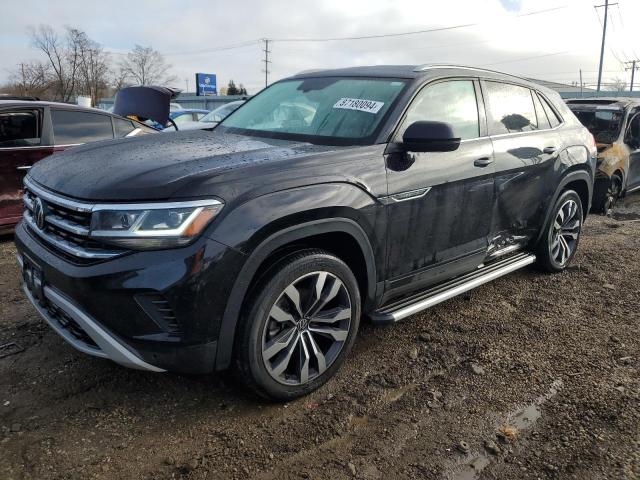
241 251 361 400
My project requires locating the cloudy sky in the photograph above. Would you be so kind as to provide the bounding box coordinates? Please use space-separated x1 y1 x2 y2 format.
1 0 639 94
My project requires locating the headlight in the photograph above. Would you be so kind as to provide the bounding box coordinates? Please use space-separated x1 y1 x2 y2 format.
90 199 223 249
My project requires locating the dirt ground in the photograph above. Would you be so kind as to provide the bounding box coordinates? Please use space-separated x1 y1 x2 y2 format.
1 196 639 480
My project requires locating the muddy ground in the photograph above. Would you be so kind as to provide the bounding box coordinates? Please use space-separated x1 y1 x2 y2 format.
1 197 639 480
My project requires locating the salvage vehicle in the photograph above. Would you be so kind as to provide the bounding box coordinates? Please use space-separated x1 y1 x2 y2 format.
15 65 596 400
0 100 156 234
566 97 640 212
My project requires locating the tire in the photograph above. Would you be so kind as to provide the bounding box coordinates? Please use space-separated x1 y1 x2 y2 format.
536 189 584 273
234 249 361 400
591 173 622 214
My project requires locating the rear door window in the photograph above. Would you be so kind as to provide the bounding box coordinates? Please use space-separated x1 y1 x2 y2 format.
0 109 41 147
485 81 540 135
51 110 114 145
532 92 551 130
539 95 562 128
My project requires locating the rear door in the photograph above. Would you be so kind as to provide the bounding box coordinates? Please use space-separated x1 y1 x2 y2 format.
384 78 495 297
50 109 114 148
0 107 53 229
482 81 562 251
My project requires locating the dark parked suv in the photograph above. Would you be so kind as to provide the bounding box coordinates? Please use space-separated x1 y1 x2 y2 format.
15 65 596 399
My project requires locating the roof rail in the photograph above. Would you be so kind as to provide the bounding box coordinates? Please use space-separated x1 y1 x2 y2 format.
413 64 528 81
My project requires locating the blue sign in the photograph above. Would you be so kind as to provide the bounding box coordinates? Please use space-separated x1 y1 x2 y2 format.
195 73 217 96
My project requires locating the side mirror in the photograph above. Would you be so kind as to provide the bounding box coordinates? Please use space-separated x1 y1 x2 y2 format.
402 121 461 153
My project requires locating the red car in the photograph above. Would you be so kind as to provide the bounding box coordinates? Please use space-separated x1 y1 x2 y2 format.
0 99 156 234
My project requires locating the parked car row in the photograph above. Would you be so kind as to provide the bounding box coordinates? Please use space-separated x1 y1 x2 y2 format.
13 64 600 400
0 99 156 234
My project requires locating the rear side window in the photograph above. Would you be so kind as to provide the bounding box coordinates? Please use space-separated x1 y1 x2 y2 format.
539 94 562 128
532 92 551 130
401 80 480 140
113 117 136 137
51 110 113 145
485 81 538 135
0 110 41 147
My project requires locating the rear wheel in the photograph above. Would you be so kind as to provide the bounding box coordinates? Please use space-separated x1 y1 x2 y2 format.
235 249 361 400
536 190 583 272
592 173 623 214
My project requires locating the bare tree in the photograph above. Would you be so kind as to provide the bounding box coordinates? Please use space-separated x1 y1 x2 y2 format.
607 77 629 92
7 61 52 98
29 25 82 101
119 45 176 86
76 32 111 105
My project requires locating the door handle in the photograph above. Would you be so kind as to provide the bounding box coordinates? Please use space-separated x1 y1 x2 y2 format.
474 157 493 167
16 166 32 171
543 146 557 154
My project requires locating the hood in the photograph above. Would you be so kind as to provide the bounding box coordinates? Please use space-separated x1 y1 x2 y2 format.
29 129 341 201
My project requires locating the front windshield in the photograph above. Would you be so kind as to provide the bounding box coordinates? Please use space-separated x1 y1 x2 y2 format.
201 102 241 123
220 77 407 144
571 108 623 144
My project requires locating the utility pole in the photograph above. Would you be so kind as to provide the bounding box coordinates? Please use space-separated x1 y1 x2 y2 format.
595 1 618 93
625 60 640 92
262 38 271 88
580 69 584 97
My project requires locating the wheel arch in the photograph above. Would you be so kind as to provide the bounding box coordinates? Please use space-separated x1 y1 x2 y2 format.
534 168 592 247
214 218 377 370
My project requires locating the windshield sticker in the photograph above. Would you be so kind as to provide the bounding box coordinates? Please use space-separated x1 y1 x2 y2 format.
333 98 385 114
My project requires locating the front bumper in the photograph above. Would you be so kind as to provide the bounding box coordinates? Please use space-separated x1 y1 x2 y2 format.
19 256 164 372
15 221 244 373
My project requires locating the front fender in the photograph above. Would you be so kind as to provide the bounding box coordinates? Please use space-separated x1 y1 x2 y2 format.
208 183 385 370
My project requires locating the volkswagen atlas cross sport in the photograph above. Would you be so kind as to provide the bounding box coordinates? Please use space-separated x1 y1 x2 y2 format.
15 65 596 400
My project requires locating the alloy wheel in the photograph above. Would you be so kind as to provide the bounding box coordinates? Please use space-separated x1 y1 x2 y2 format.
604 175 622 214
261 271 352 386
550 199 581 266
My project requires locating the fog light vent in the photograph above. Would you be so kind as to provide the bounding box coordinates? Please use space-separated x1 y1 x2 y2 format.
135 293 181 335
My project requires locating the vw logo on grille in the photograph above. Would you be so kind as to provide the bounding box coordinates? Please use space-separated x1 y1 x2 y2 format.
33 197 46 230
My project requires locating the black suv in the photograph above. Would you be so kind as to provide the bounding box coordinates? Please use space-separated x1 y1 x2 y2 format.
15 65 596 399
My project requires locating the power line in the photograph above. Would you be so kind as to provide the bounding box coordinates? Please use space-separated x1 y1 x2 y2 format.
480 51 570 67
270 5 567 43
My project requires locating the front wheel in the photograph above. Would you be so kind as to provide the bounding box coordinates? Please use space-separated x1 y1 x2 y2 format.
234 249 361 400
536 190 583 272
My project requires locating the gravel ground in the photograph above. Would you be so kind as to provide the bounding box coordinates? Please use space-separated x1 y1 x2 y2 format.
1 196 639 480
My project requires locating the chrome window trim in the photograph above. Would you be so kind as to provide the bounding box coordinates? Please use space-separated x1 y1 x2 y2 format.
125 128 142 137
0 145 45 151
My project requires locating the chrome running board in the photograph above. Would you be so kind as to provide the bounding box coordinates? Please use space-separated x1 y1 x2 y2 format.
371 253 536 323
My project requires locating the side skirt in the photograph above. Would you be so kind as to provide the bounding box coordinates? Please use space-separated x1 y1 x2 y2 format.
370 252 536 324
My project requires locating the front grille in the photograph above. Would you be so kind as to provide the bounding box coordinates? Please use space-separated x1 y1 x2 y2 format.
23 178 126 261
46 302 99 349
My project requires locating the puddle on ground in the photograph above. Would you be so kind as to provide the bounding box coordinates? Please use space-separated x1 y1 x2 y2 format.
382 383 416 403
448 380 563 480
